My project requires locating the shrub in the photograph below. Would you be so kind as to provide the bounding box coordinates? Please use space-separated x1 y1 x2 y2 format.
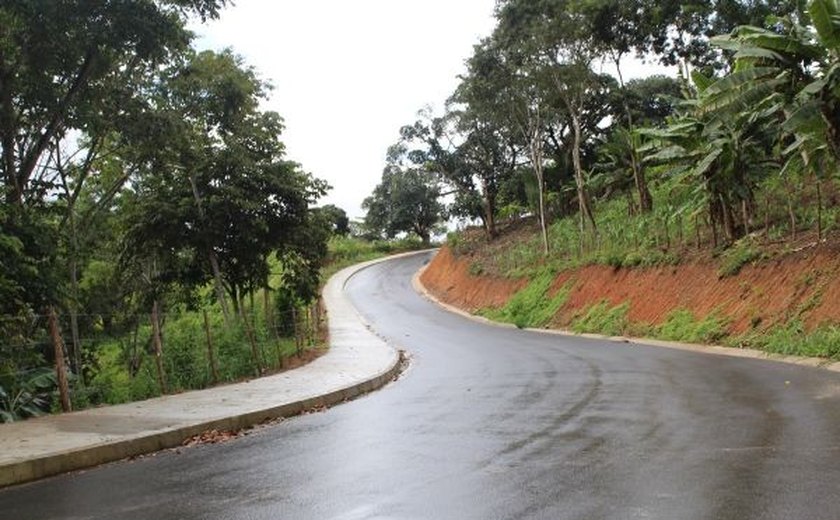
571 301 630 336
658 309 729 344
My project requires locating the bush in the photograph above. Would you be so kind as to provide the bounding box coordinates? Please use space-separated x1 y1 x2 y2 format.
738 321 840 359
658 309 729 344
718 239 763 277
571 301 630 336
484 272 572 329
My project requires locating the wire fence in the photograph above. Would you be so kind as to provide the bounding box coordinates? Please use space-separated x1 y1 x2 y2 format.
0 299 326 422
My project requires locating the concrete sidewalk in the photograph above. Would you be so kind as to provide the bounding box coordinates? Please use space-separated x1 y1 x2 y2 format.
0 255 408 488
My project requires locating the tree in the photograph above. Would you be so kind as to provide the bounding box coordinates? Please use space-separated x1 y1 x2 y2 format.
122 50 329 317
363 146 444 245
495 0 609 239
694 1 840 240
315 204 350 236
0 1 227 370
0 0 226 208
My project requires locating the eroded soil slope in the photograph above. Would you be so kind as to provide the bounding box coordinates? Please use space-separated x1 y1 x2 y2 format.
421 244 840 335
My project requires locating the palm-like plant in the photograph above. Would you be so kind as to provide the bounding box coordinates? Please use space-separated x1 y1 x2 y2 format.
702 0 840 238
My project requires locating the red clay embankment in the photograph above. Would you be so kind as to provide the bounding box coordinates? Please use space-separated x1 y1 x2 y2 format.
420 245 840 334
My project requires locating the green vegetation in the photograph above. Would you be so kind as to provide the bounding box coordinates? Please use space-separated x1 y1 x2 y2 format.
78 303 304 407
0 2 427 421
734 322 840 360
361 0 840 362
571 301 632 337
718 239 765 278
482 273 572 329
658 309 729 344
321 236 428 281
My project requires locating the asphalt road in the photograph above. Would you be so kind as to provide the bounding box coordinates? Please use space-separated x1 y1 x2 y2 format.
2 253 840 520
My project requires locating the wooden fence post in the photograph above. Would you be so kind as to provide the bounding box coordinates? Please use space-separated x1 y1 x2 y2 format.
292 306 302 355
151 301 168 394
48 307 72 413
202 309 219 385
238 305 263 375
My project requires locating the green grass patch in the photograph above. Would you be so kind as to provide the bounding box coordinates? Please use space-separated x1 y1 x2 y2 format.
322 236 426 280
657 309 729 344
483 272 572 329
717 238 764 278
735 321 840 360
571 301 630 337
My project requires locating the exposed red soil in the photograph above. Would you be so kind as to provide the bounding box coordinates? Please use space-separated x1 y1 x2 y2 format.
421 247 527 310
421 243 840 335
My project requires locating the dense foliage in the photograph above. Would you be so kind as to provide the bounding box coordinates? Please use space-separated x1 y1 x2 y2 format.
0 1 342 420
365 0 839 259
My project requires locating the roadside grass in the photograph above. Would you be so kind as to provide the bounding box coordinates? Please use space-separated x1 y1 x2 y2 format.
73 236 421 410
657 309 729 344
482 272 573 329
570 301 632 337
322 236 426 281
442 176 840 362
733 321 840 360
717 238 765 278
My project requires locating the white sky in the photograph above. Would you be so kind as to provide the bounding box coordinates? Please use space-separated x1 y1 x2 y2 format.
190 1 675 220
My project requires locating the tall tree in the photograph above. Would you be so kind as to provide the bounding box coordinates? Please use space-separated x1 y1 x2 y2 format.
363 145 444 246
122 50 328 317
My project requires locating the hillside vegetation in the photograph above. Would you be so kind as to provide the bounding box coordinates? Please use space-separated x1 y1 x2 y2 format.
365 1 840 360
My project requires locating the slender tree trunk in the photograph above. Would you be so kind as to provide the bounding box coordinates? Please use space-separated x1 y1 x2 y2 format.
614 57 652 213
710 210 719 248
570 112 597 234
48 307 72 412
531 144 549 256
188 174 232 325
151 301 167 395
482 188 497 240
816 175 823 241
238 303 262 375
741 199 750 237
720 194 735 243
263 287 272 337
68 243 82 376
292 306 302 355
695 214 701 249
202 309 219 385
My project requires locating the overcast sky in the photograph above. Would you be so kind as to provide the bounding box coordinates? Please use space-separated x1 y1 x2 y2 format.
190 1 674 220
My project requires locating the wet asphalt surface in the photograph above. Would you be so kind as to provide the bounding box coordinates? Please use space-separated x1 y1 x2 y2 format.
2 252 840 520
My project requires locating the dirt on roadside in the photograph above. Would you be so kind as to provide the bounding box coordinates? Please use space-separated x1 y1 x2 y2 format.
420 241 840 335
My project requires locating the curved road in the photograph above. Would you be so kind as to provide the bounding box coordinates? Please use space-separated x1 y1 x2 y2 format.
2 253 840 519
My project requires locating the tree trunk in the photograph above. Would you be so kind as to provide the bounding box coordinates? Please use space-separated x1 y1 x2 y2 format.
238 303 263 375
571 113 596 234
151 301 167 395
614 58 652 214
202 309 219 385
48 307 72 413
483 189 497 240
531 143 549 256
816 174 823 241
68 247 82 376
741 199 749 237
188 174 232 325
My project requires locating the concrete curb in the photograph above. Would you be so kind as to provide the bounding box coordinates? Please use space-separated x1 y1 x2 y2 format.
412 255 840 374
0 251 426 488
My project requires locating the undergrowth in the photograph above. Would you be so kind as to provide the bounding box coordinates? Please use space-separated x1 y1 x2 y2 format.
570 301 632 337
734 321 840 360
482 272 572 329
657 309 729 344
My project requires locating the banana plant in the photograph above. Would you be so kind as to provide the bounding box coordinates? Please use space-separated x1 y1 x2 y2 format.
702 0 840 238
